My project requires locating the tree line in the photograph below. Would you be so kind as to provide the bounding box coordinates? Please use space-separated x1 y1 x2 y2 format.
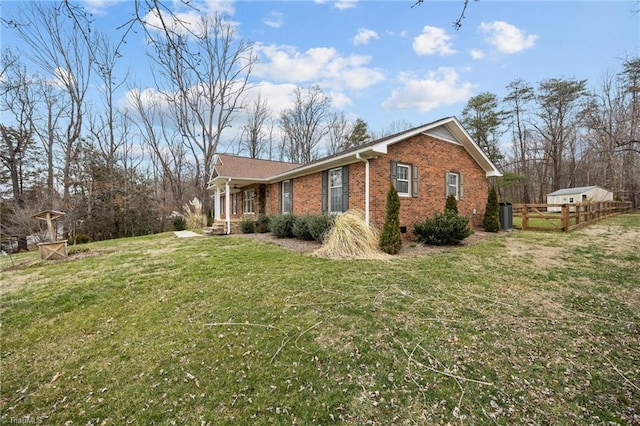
459 59 639 206
1 1 638 251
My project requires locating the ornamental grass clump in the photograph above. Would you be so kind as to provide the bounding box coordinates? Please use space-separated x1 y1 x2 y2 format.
315 209 388 260
173 197 206 231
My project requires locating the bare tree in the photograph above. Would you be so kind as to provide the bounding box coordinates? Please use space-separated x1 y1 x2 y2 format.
279 85 332 164
326 112 351 155
146 12 256 200
7 2 92 209
0 51 38 205
240 94 270 159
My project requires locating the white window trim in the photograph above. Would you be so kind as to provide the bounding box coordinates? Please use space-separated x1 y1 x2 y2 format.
328 168 342 214
243 189 255 214
396 163 411 197
448 172 459 200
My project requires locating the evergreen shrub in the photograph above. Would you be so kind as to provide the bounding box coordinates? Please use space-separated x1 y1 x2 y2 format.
414 212 472 246
483 186 500 232
240 218 255 234
379 184 403 255
270 214 296 238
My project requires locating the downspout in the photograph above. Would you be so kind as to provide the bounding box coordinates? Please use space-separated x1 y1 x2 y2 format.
355 153 370 225
225 179 231 234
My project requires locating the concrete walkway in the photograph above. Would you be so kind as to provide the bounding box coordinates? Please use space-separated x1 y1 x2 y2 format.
173 230 203 238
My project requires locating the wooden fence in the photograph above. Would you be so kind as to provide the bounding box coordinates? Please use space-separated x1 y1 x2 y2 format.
512 201 633 232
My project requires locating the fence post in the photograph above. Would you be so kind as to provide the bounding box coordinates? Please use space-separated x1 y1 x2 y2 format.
562 204 569 232
522 204 529 230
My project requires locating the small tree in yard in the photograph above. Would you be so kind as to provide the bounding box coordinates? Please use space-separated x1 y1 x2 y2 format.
445 194 458 213
380 184 402 255
483 186 500 232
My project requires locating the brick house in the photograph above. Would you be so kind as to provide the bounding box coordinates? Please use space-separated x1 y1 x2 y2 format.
207 116 502 236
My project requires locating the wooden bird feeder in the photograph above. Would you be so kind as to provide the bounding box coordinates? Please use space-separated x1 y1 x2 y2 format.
32 210 68 260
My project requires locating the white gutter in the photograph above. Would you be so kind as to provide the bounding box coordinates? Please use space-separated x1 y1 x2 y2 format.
355 153 370 225
225 179 231 234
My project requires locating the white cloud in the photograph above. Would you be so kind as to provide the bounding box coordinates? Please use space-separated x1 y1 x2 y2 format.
334 0 358 10
470 49 485 60
353 28 379 46
381 67 475 112
263 11 283 29
253 43 385 91
413 26 456 56
479 21 538 54
313 0 358 9
142 1 236 37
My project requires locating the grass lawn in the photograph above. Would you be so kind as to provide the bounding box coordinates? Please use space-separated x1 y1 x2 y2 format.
1 214 639 425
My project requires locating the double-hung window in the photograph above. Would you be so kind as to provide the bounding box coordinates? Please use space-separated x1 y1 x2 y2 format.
243 189 255 214
282 180 292 214
445 171 463 200
396 164 410 196
329 168 343 213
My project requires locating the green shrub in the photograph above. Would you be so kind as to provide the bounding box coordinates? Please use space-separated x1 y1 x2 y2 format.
307 214 335 243
414 211 473 246
255 215 270 233
379 184 402 254
172 216 186 231
240 218 255 234
270 214 296 238
483 186 500 232
445 194 458 213
293 215 314 241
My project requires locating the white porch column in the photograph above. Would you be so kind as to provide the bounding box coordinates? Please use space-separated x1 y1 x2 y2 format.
214 185 221 221
225 179 231 234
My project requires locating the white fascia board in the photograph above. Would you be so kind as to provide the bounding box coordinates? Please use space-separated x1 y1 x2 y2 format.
444 118 502 178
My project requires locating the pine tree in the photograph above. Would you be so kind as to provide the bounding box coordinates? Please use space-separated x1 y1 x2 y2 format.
379 184 402 254
483 186 500 232
445 194 458 213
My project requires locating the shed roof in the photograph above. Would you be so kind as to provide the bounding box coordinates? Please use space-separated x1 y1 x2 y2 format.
547 186 602 196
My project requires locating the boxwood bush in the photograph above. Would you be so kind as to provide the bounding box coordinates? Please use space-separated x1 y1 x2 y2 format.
306 214 335 243
239 218 255 234
270 214 296 238
414 211 473 246
255 215 271 233
292 215 314 241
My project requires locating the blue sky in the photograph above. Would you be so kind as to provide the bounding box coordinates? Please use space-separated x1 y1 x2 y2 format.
2 0 639 144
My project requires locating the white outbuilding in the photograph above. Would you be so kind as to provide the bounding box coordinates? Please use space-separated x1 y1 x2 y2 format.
546 186 613 211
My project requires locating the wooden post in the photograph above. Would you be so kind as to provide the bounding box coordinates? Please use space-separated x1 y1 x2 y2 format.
522 204 529 230
562 204 569 232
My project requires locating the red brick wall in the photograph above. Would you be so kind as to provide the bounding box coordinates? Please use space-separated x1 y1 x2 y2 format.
367 134 488 234
262 133 489 236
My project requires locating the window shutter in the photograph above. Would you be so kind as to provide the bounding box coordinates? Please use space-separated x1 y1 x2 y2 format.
412 165 419 197
459 174 464 200
445 171 451 197
390 160 398 189
321 170 328 214
290 179 294 212
278 182 282 213
341 166 349 212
